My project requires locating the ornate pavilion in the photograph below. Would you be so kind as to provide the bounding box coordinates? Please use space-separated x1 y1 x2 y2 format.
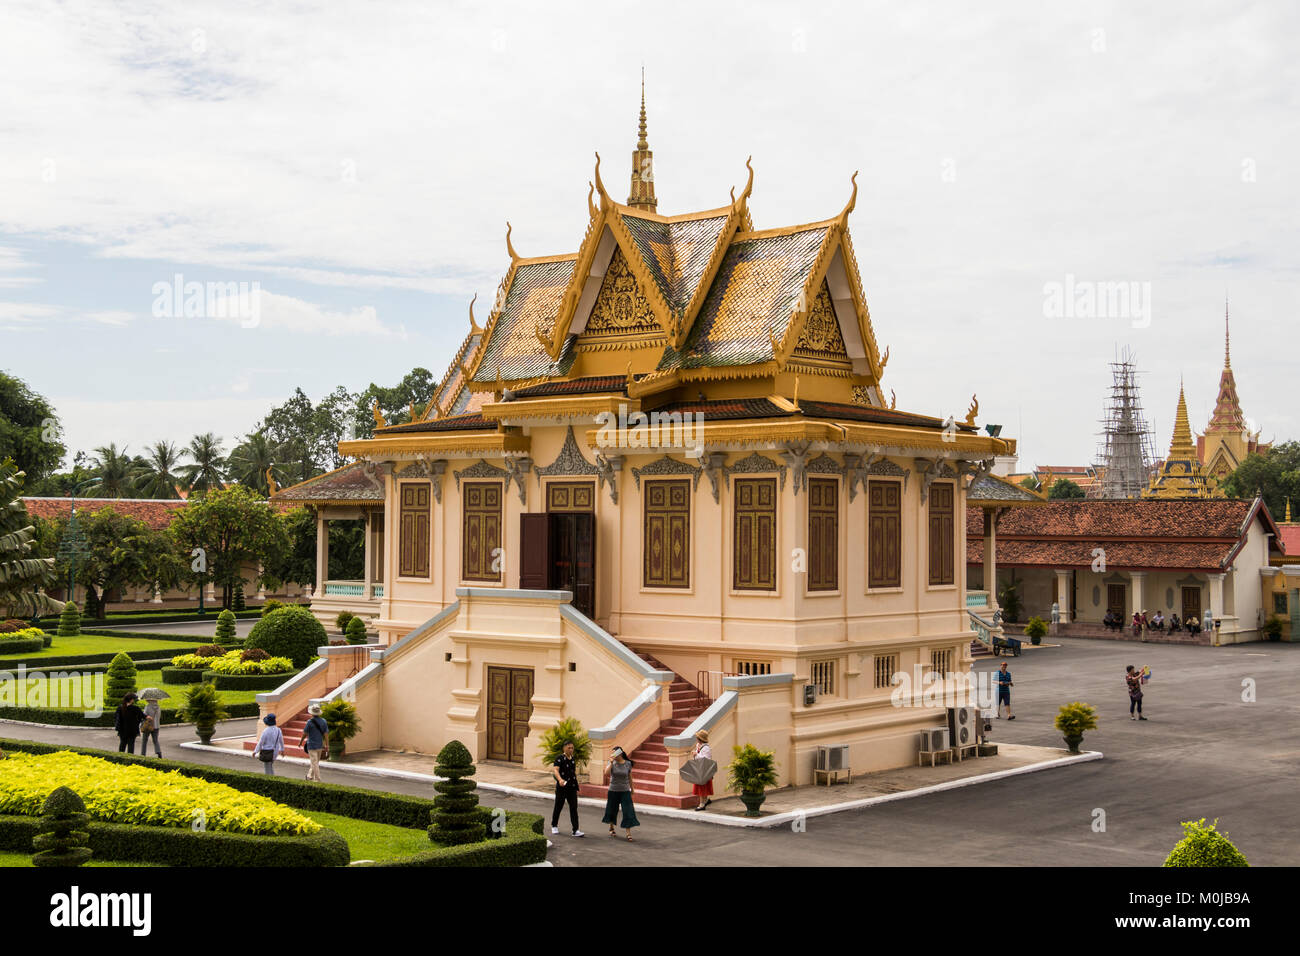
257 93 1015 799
1198 304 1269 489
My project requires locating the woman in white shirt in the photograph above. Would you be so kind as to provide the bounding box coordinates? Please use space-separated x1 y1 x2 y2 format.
691 730 714 811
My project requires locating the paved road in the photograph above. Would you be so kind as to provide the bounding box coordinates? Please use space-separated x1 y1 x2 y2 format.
4 636 1296 866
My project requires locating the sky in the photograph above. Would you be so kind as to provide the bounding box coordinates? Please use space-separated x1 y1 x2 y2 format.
1 0 1296 470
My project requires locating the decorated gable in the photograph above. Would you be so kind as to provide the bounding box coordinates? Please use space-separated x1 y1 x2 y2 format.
792 280 851 369
581 247 664 342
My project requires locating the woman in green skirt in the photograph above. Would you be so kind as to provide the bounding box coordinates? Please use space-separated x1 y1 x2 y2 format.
602 746 640 841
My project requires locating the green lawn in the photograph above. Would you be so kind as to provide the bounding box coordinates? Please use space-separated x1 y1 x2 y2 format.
3 668 259 713
302 810 431 863
0 634 205 662
0 850 154 867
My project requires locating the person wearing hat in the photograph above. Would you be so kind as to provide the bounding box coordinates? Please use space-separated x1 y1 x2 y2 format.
691 730 714 811
303 704 329 782
254 713 284 775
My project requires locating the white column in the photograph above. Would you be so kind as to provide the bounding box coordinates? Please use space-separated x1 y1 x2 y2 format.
1209 572 1227 644
983 506 998 610
152 586 163 605
316 510 330 600
1130 572 1146 620
1055 569 1071 622
205 581 216 602
363 511 374 600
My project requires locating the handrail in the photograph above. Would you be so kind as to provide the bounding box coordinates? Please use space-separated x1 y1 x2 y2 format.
695 670 738 709
589 685 661 742
968 608 995 649
665 691 738 749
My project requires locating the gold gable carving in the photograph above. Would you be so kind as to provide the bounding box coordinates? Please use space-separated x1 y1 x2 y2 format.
792 281 850 366
583 247 662 340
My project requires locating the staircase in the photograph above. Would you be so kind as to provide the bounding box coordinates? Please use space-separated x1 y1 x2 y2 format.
969 639 992 659
242 707 311 753
1056 621 1211 646
578 651 708 809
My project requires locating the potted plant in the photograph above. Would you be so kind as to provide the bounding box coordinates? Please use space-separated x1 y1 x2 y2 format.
1023 616 1048 646
178 681 228 745
538 716 592 775
1264 615 1283 642
997 582 1023 623
727 743 778 817
321 698 361 760
1053 701 1098 754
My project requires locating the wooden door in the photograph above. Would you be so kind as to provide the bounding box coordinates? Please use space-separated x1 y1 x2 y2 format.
563 512 596 619
1182 586 1201 622
1107 584 1127 617
486 666 534 763
519 513 550 590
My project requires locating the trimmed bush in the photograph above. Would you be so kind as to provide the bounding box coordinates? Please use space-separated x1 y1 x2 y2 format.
104 652 137 704
159 666 208 685
1164 818 1250 867
261 599 284 617
177 681 228 742
1024 616 1049 645
32 786 92 868
320 699 361 758
233 581 246 612
0 619 29 633
203 670 300 691
428 740 484 846
195 644 225 658
215 609 238 644
241 647 270 662
207 649 293 676
56 602 81 639
0 636 45 654
0 702 259 727
245 606 325 669
345 616 368 645
369 811 547 867
336 610 354 634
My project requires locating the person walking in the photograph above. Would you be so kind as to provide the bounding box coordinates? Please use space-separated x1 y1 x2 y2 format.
113 693 144 754
549 739 584 837
691 730 714 811
994 662 1015 719
302 704 328 782
254 713 285 774
1126 665 1147 721
601 746 640 841
138 696 162 757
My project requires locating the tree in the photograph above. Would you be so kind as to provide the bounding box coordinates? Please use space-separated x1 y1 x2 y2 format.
1048 477 1086 500
1163 818 1249 867
0 460 60 617
134 441 184 499
179 433 227 494
265 507 317 591
1018 476 1040 492
214 608 237 644
227 432 286 496
345 615 368 644
105 652 137 703
244 605 325 667
0 372 66 483
86 444 137 498
169 486 288 609
57 601 80 638
52 507 175 620
1222 442 1300 517
353 369 437 440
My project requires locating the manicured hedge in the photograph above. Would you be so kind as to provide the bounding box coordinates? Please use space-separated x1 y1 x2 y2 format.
0 702 260 727
0 647 203 669
81 629 213 642
202 669 300 691
0 638 44 654
366 811 547 867
38 609 268 627
159 666 207 684
0 813 349 867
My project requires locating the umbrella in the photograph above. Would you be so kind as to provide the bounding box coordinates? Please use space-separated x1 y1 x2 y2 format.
679 757 717 785
137 688 170 700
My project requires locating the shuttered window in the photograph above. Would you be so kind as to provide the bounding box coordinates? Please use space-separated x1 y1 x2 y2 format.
807 478 839 592
462 482 502 582
868 480 902 589
928 482 955 586
733 478 776 591
643 479 690 588
398 483 430 578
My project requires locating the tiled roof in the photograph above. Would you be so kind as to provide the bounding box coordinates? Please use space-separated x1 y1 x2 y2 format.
473 259 577 383
620 213 729 315
1279 525 1300 557
796 399 973 432
967 473 1044 504
272 461 384 503
432 331 482 415
658 226 831 371
966 498 1274 571
511 375 627 399
21 497 187 530
648 397 793 422
375 413 498 435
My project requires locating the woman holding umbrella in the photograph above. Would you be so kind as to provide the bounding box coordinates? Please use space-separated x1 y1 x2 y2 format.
688 730 715 811
137 687 168 757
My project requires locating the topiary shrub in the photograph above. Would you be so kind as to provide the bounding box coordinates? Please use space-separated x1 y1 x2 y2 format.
1163 818 1249 867
245 606 326 669
1024 616 1048 645
32 786 92 868
214 609 238 645
0 619 28 633
241 647 270 662
537 717 592 773
178 681 228 744
345 616 368 645
336 610 354 634
104 653 137 704
56 602 81 639
428 740 484 846
195 644 226 658
233 581 246 611
261 599 284 617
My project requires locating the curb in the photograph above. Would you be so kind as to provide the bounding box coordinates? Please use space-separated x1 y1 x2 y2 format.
178 740 1102 827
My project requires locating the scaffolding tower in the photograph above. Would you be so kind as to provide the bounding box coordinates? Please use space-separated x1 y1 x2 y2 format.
1092 348 1159 499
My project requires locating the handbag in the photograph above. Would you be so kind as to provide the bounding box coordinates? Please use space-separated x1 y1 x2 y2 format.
257 748 275 762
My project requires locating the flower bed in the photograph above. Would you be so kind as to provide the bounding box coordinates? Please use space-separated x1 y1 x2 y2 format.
0 751 320 836
206 650 295 676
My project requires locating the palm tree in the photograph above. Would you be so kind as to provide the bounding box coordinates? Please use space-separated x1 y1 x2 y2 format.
227 432 286 496
135 441 184 499
87 444 135 498
0 460 61 617
179 433 226 494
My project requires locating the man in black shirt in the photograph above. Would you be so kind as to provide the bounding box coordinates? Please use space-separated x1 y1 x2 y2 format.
551 740 584 837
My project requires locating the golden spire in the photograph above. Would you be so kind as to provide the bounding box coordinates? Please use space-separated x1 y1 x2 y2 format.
627 70 657 211
1224 296 1231 369
1287 497 1293 523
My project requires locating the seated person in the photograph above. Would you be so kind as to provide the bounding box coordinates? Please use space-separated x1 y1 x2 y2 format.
1169 613 1182 632
1102 610 1119 630
1151 611 1164 630
1185 615 1200 634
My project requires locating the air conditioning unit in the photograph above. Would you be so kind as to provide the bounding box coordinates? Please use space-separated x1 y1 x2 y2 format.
803 684 818 707
948 706 978 748
815 744 850 772
918 727 949 753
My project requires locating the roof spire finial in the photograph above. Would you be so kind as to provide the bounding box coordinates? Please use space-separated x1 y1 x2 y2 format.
627 69 658 211
1224 295 1231 369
